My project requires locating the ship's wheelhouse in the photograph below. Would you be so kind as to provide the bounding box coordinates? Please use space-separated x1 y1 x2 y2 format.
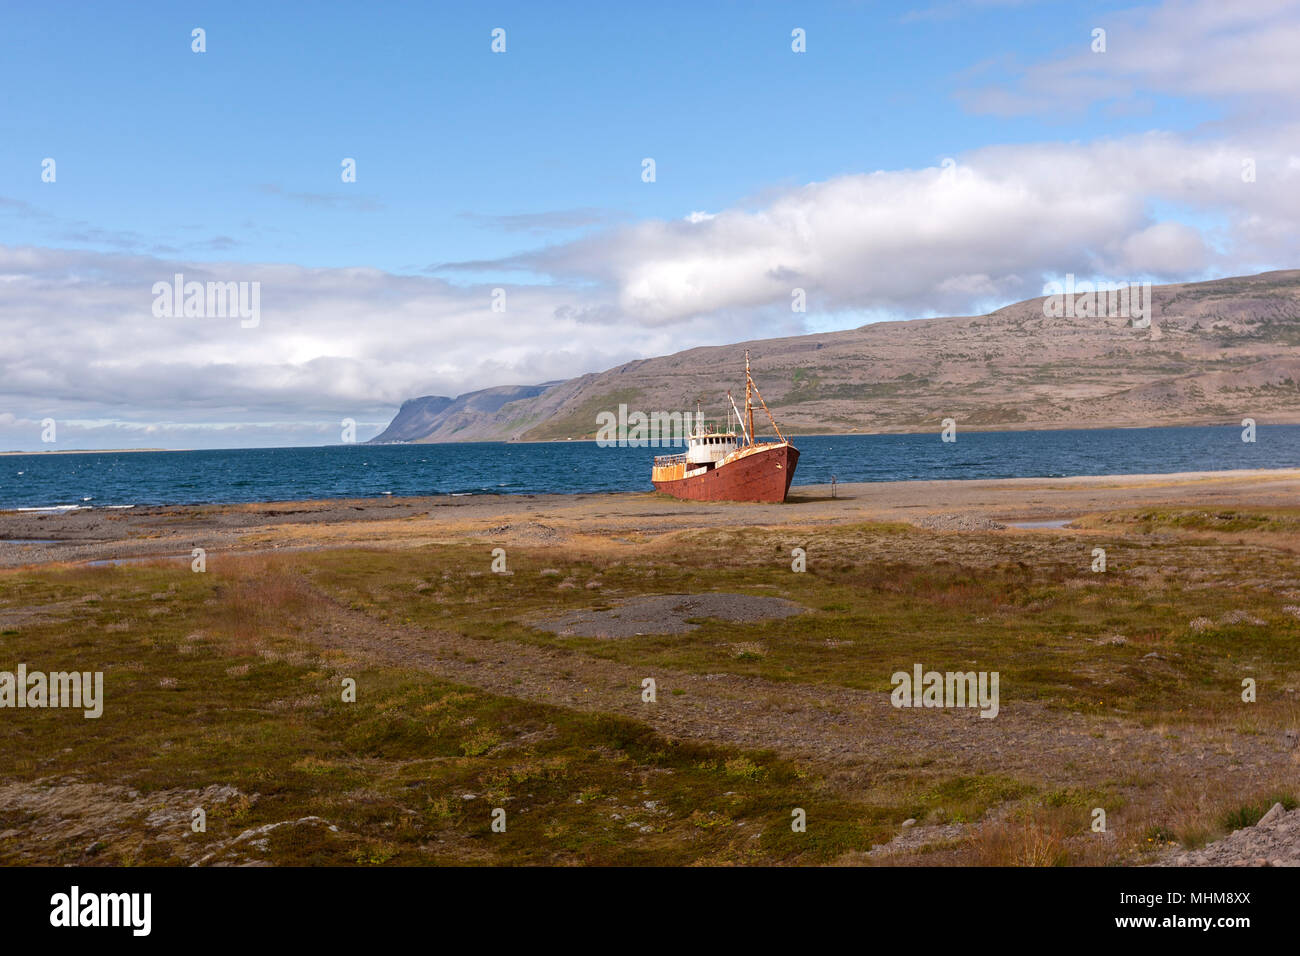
686 431 738 466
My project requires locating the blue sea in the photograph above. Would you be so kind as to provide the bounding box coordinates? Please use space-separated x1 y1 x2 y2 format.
1 425 1297 510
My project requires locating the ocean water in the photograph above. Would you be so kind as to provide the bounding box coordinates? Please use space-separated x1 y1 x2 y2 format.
1 425 1297 510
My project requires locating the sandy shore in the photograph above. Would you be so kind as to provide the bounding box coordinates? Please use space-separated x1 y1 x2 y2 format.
3 467 1298 568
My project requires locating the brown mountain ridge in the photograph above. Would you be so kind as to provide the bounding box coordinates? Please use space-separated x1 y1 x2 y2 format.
371 269 1300 443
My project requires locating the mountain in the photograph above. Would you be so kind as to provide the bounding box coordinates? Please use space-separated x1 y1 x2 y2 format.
369 383 561 443
371 270 1300 443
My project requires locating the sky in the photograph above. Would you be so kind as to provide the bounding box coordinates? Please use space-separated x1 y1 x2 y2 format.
2 0 1299 449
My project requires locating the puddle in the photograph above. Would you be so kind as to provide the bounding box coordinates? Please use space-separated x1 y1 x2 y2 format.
86 554 190 567
0 539 61 545
1007 519 1073 529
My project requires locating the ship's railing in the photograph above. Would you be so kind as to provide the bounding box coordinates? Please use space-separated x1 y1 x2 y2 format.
653 452 688 466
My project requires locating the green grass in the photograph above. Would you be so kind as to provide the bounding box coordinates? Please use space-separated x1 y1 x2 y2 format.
6 511 1299 865
1076 507 1300 535
1218 794 1299 832
0 560 973 866
300 522 1300 721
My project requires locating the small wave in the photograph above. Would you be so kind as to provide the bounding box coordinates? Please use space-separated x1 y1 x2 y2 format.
7 503 136 513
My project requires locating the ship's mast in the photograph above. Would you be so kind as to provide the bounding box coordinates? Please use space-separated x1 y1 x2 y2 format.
727 391 750 444
744 350 755 447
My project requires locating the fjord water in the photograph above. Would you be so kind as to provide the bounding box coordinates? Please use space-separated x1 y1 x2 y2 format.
2 425 1298 510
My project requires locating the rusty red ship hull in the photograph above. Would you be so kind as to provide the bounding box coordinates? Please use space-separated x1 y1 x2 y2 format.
652 442 799 503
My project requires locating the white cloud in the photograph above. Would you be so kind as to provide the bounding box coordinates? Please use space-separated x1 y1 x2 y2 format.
6 0 1300 449
0 245 794 448
961 0 1300 114
6 124 1300 448
457 129 1300 324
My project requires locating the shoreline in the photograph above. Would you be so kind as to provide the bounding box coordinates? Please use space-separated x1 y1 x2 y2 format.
4 465 1299 515
3 467 1299 569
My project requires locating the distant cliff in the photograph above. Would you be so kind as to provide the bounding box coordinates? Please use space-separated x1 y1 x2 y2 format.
369 383 561 443
372 270 1300 443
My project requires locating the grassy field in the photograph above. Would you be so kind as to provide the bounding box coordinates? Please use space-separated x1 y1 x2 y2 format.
304 521 1300 722
2 514 1298 866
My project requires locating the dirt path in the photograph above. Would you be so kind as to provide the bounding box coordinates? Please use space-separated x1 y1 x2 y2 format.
297 583 1293 796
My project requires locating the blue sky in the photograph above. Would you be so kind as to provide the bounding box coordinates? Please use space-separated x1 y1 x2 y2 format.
3 0 1211 274
2 0 1298 449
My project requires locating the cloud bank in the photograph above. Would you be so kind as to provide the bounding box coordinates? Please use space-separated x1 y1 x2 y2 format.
3 0 1299 449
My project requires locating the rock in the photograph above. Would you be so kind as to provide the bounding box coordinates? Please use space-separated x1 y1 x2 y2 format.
1258 802 1286 827
1164 803 1300 866
1284 729 1298 750
901 818 916 828
1220 609 1265 626
913 513 1006 532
